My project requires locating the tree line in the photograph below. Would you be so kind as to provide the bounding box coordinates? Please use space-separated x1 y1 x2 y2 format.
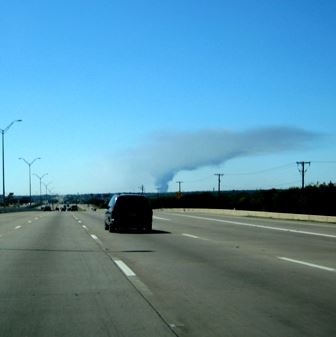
149 183 336 216
54 182 336 217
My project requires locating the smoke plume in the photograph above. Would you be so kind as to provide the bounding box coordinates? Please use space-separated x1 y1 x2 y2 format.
116 127 319 192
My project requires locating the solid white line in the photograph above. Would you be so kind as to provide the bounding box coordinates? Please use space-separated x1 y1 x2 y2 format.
182 233 200 239
90 234 98 240
175 214 336 239
114 260 136 277
278 257 335 272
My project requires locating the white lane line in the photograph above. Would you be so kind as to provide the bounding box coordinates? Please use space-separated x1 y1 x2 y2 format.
278 257 335 272
175 214 336 239
114 259 136 277
88 233 104 247
182 233 210 241
78 220 82 223
153 216 171 221
28 220 32 224
15 226 22 229
82 225 88 229
182 233 200 239
169 323 185 329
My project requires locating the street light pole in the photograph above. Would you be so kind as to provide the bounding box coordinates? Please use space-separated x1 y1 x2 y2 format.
19 157 41 205
33 173 48 204
42 182 52 204
1 119 22 206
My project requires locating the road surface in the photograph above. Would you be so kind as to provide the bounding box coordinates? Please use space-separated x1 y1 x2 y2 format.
0 209 335 337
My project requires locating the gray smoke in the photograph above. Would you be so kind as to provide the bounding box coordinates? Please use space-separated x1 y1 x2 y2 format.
118 127 319 192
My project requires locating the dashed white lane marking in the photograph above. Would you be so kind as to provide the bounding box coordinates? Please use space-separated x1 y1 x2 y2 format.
15 226 22 229
182 233 200 239
72 215 82 223
278 257 335 272
87 232 104 248
182 233 210 241
84 229 152 296
28 220 32 224
114 259 136 277
169 323 185 329
174 214 336 239
153 216 171 221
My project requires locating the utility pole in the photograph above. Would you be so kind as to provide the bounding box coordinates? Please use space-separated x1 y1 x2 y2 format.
176 181 183 193
296 161 310 189
139 184 144 195
214 173 224 199
176 181 183 200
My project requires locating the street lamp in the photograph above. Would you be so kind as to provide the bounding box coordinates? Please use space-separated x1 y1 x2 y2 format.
33 173 48 204
19 157 41 205
1 119 22 206
42 181 52 204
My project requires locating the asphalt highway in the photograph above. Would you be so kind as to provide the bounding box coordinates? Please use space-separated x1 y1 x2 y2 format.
0 209 335 337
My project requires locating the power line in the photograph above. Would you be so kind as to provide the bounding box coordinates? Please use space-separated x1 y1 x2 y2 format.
224 163 295 176
310 161 336 164
171 161 334 191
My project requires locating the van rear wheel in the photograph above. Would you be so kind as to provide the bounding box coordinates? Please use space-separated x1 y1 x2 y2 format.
144 224 152 233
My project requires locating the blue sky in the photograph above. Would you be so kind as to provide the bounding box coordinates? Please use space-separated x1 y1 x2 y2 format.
1 0 335 195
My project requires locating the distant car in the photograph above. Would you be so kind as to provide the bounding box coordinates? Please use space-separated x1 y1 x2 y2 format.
105 194 152 232
43 205 52 211
69 205 78 211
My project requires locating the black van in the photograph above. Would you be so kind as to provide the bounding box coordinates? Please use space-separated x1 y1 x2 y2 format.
104 194 153 232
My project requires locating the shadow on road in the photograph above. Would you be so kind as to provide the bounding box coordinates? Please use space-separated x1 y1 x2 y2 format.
116 229 171 235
